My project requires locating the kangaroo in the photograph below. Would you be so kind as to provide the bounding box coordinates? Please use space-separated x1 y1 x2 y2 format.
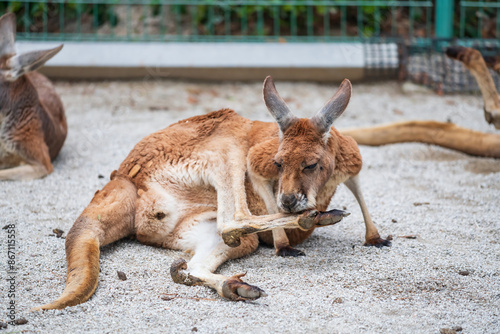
446 46 500 129
0 12 66 180
341 46 500 159
33 77 389 311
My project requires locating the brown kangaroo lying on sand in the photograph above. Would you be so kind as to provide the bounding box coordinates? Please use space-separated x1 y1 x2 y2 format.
34 77 389 311
342 46 500 159
0 13 66 180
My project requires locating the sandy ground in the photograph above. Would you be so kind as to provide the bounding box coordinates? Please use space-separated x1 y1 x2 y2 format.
0 79 499 333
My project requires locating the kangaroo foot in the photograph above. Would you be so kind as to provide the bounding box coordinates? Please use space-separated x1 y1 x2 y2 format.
297 209 350 230
221 273 267 301
364 237 391 248
170 258 203 286
276 246 305 257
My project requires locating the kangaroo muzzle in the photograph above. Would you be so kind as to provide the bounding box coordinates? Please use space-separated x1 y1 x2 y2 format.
278 193 308 213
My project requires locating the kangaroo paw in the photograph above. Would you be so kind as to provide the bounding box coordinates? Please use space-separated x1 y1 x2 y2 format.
221 229 244 248
364 237 391 248
170 258 203 286
297 210 320 229
276 246 305 257
314 209 350 227
298 209 349 230
221 273 267 301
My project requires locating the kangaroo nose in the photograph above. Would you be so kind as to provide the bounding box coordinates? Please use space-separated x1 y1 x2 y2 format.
281 194 298 211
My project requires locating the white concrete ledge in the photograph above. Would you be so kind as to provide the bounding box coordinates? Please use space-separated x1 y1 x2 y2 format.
16 41 398 81
17 42 365 68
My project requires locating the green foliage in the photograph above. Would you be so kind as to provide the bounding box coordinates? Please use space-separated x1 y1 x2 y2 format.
0 1 117 33
158 2 415 38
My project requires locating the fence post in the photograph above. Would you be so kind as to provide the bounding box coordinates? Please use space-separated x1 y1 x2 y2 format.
435 0 455 38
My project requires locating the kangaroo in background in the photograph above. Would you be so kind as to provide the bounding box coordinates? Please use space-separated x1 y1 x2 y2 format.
0 12 66 180
341 46 500 159
446 46 500 129
34 76 389 311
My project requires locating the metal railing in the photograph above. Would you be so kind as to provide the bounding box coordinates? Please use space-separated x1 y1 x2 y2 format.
459 1 500 38
1 0 440 42
2 1 499 42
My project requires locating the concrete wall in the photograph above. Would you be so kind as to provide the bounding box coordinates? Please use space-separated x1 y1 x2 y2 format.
18 42 397 81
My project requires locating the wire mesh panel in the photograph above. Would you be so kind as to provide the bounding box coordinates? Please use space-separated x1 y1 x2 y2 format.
0 0 433 42
364 41 400 79
400 1 500 93
403 39 500 93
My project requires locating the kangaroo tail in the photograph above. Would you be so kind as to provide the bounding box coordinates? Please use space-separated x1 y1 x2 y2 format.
32 172 137 310
341 120 500 158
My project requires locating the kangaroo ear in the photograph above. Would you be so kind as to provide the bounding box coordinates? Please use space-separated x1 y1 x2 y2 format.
0 13 16 59
3 44 63 81
311 79 352 134
263 76 297 134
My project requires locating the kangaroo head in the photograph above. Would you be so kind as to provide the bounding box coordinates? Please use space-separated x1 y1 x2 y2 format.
0 12 63 82
263 76 351 213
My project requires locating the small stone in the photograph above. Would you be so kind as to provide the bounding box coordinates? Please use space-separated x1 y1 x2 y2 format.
452 327 463 332
332 297 343 304
399 235 417 239
98 174 105 179
53 228 64 238
14 318 28 325
192 327 198 332
0 321 7 329
458 270 470 276
392 219 398 223
117 271 127 281
440 329 456 334
161 295 174 301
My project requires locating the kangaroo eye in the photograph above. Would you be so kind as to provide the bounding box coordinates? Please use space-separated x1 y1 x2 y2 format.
155 212 166 220
304 163 318 170
274 161 282 169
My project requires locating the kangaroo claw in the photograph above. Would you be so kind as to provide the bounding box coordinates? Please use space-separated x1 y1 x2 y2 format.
170 258 203 286
364 237 391 248
276 246 306 257
221 273 267 301
298 209 349 230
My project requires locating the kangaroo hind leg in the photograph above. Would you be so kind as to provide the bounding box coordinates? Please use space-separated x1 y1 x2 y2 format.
171 212 265 301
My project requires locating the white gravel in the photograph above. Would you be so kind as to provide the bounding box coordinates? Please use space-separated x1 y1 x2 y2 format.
0 80 499 333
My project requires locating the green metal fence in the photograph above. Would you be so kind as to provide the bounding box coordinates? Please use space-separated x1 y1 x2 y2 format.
2 0 499 92
0 0 463 42
459 1 500 38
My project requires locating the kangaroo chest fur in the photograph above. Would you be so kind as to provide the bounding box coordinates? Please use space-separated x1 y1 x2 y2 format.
116 109 358 249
